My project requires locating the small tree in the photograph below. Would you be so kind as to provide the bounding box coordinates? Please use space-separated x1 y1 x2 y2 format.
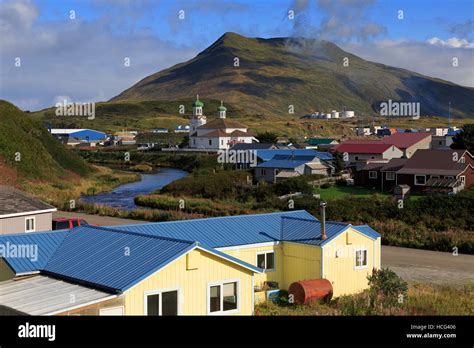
367 268 408 308
333 152 345 175
256 131 279 144
451 124 474 153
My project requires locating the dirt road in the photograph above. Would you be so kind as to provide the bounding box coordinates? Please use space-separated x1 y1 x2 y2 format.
382 245 474 285
53 211 146 226
54 211 474 285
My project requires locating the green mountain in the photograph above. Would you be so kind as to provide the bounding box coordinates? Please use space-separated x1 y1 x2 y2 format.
0 100 92 184
112 32 474 118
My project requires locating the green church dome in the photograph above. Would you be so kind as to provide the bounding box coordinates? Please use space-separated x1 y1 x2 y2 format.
193 95 204 107
218 101 227 111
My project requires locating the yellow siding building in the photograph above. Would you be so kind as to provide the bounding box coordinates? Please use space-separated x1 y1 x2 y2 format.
0 210 381 316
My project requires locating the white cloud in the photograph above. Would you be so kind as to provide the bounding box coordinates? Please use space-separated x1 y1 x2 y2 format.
342 39 474 87
427 37 474 49
0 0 197 111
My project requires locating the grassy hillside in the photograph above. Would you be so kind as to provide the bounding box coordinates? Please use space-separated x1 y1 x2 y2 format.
0 100 92 183
31 98 473 141
112 32 474 119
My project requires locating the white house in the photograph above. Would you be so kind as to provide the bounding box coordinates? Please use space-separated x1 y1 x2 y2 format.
189 96 256 150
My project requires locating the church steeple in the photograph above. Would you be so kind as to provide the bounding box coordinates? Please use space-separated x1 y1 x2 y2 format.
193 94 204 116
190 94 206 132
218 101 227 119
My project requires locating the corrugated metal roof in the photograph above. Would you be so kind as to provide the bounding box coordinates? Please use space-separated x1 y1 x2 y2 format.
112 210 317 248
257 159 309 169
352 225 381 239
0 231 68 274
42 225 262 292
281 217 380 246
256 149 333 161
0 275 116 315
281 217 350 246
43 226 197 293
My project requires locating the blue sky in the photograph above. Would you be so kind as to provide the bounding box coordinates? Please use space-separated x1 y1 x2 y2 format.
1 0 473 110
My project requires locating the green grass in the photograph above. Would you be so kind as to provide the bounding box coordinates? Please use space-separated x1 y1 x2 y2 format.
314 185 390 200
0 100 93 182
255 283 474 316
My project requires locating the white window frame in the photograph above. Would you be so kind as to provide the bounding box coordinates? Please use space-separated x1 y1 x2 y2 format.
414 175 426 186
99 306 124 316
369 171 377 179
143 287 181 316
256 251 275 272
355 249 368 270
460 176 465 185
207 279 240 315
25 217 35 233
385 172 395 181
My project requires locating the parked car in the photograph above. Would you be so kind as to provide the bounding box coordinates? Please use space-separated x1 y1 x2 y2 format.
52 218 90 230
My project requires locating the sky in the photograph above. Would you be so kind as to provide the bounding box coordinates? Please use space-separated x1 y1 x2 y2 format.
0 0 473 111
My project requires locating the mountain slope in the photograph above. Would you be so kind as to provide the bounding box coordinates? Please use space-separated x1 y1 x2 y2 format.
112 32 474 118
0 100 92 184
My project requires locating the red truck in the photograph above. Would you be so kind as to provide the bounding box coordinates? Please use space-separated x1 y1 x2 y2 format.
52 218 91 230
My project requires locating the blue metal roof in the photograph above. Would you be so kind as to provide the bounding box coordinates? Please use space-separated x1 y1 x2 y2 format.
0 231 68 274
43 226 196 293
352 225 381 239
112 211 317 248
281 217 380 246
256 149 333 162
42 226 262 293
256 159 309 169
70 129 107 141
281 217 349 246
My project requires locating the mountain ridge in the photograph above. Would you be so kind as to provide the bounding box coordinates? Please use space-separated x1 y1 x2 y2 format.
112 32 474 119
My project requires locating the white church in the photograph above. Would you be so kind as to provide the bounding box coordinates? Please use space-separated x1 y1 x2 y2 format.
189 95 256 150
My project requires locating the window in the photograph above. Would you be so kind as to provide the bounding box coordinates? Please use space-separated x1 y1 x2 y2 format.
414 175 426 185
71 219 79 227
355 156 359 161
261 169 266 176
25 217 35 232
145 289 179 316
355 249 368 269
460 176 465 185
99 306 124 316
221 140 224 146
386 172 395 181
53 220 69 230
369 171 377 179
256 251 275 271
208 280 239 314
209 139 212 146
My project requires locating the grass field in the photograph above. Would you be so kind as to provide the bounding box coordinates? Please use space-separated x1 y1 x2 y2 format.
255 283 474 316
314 185 389 200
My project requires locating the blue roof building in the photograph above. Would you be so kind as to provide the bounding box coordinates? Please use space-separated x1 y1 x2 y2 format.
0 210 381 315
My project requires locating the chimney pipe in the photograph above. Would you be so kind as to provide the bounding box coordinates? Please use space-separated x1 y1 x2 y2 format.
320 201 327 240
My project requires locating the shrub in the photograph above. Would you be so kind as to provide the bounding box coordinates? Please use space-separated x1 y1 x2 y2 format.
367 268 408 308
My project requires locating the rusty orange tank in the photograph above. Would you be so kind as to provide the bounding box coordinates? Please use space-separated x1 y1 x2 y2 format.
288 279 333 304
